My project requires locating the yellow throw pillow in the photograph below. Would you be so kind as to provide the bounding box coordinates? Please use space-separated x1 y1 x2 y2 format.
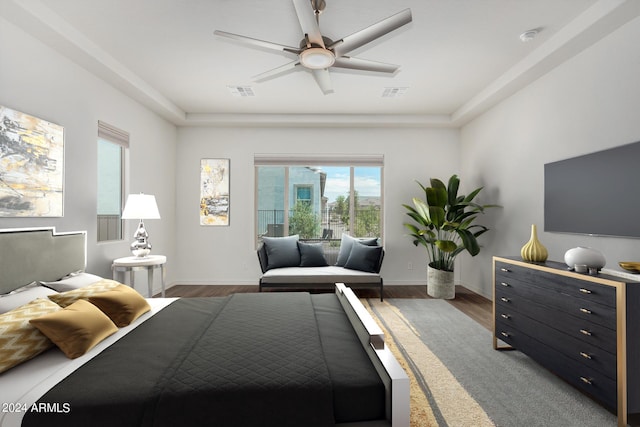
89 284 151 327
30 299 118 359
48 279 121 307
0 298 62 373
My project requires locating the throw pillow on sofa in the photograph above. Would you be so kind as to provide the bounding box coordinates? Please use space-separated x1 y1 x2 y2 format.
262 235 300 269
344 242 383 273
335 233 379 266
297 242 328 267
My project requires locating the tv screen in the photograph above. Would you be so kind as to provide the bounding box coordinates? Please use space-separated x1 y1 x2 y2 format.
544 140 640 239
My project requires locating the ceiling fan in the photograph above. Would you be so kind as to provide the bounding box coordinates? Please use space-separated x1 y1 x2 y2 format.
214 0 412 95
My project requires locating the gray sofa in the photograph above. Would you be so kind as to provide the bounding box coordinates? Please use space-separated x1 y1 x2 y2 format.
257 234 384 301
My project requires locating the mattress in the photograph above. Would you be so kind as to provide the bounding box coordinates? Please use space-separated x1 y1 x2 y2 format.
16 293 384 427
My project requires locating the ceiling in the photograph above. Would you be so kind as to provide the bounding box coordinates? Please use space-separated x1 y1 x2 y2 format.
2 0 639 127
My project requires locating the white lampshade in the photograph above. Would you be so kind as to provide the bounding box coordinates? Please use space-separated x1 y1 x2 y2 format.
121 194 160 219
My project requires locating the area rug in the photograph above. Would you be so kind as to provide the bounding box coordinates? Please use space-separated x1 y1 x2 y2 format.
364 298 619 427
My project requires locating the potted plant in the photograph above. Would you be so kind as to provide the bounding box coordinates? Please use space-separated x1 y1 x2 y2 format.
403 174 497 299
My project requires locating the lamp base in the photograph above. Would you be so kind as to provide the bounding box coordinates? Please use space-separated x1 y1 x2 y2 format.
131 248 151 258
130 220 152 258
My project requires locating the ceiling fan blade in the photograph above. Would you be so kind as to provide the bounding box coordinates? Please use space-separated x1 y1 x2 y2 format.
214 30 300 54
331 8 412 57
292 0 325 48
312 69 333 95
252 60 300 82
333 56 400 73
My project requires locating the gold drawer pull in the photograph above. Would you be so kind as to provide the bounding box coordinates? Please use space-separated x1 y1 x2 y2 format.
500 282 510 287
580 352 592 360
501 332 510 338
579 329 592 336
500 268 511 272
580 376 593 385
579 288 592 294
579 308 592 314
501 314 511 319
501 297 510 303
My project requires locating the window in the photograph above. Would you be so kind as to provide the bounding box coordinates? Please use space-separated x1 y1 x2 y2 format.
255 154 383 245
295 185 312 204
97 121 128 242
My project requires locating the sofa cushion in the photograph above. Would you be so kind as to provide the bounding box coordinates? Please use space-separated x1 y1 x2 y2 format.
335 234 379 266
344 242 383 273
262 235 300 270
260 266 382 284
297 242 328 267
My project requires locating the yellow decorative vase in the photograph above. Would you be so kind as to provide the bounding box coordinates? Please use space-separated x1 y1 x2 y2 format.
520 224 548 262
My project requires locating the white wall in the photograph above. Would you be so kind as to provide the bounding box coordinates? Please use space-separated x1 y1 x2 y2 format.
459 16 640 298
0 17 178 291
174 126 460 286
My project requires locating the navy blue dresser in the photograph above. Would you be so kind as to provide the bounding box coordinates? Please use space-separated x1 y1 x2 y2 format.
493 256 640 427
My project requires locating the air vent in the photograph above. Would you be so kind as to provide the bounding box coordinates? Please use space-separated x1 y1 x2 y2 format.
227 86 255 97
382 87 408 98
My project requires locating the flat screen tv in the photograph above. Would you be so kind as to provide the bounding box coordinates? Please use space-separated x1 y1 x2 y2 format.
544 140 640 239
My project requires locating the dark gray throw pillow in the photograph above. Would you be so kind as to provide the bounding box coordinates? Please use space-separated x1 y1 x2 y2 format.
344 242 383 273
336 233 379 266
262 235 300 270
297 242 328 267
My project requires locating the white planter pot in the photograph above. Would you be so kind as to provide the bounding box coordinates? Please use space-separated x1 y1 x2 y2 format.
427 265 455 299
564 246 606 269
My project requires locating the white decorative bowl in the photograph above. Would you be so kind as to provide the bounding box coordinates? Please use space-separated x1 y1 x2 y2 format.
564 246 606 269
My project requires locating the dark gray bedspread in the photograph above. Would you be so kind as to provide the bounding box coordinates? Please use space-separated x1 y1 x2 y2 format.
23 292 384 427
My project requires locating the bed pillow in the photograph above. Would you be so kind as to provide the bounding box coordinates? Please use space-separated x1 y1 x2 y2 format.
41 272 104 292
335 234 379 267
297 242 328 267
29 299 118 359
48 279 121 308
0 286 58 314
0 298 62 373
262 235 300 269
89 285 151 327
344 242 383 273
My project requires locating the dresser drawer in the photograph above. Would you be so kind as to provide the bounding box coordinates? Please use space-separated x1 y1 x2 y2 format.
495 319 617 410
496 261 616 308
495 305 616 380
495 274 616 330
495 285 616 352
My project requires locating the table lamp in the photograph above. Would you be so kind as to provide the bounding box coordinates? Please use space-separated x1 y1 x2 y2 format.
121 193 160 257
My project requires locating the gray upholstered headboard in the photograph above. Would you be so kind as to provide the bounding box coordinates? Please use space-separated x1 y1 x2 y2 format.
0 227 86 294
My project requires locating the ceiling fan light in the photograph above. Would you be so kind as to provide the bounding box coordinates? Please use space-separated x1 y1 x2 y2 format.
300 48 335 69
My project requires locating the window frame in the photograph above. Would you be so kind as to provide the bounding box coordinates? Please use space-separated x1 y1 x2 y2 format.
97 121 129 242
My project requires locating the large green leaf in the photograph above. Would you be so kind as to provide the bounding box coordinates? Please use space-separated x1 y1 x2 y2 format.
435 239 457 252
412 198 432 224
426 187 447 209
429 206 445 228
457 228 480 256
447 175 460 207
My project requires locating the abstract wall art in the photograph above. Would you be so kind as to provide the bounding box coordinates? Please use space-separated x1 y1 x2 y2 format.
200 158 229 226
0 106 64 217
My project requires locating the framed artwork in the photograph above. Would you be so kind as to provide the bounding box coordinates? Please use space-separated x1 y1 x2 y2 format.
0 105 64 217
200 158 229 226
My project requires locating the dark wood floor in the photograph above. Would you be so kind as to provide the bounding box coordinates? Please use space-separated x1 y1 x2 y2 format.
163 284 493 331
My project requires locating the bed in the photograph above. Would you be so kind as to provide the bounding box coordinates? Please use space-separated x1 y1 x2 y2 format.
0 227 409 427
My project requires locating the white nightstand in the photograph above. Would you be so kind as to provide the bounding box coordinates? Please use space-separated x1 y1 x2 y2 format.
112 255 166 297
